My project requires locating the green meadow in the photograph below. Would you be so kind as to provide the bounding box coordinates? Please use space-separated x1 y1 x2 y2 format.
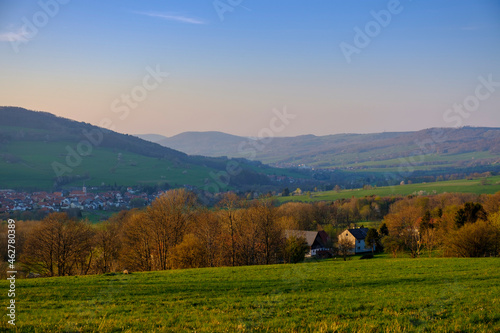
0 140 305 191
2 256 499 332
0 141 214 190
279 176 500 203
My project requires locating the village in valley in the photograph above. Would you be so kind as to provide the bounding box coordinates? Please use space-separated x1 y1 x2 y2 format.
0 187 156 215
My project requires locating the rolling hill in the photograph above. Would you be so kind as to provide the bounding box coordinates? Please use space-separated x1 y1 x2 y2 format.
139 128 500 175
3 107 499 193
0 107 299 192
277 175 500 203
139 131 249 158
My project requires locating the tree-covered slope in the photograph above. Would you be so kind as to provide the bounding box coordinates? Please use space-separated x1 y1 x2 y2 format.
0 107 291 191
143 127 500 172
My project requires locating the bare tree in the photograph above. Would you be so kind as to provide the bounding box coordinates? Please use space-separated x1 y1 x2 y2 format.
421 228 438 257
338 236 354 261
22 216 59 276
217 192 241 267
94 220 121 273
235 209 255 266
250 199 283 265
384 205 422 258
168 234 205 269
120 211 153 272
194 209 223 267
21 213 94 276
145 188 197 270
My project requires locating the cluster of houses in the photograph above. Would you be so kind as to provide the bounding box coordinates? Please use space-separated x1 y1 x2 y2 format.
286 227 375 257
0 187 161 214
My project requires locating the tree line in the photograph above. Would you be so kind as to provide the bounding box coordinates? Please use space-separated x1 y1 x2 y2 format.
3 190 310 277
1 189 499 277
379 192 500 258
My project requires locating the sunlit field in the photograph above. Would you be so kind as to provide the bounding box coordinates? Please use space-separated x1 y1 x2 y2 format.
2 256 499 332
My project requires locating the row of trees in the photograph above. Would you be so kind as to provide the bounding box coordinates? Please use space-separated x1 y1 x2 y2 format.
2 190 499 277
6 190 314 277
378 192 500 257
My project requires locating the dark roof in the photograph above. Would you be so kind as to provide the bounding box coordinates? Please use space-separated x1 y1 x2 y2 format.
284 230 331 248
347 228 369 240
284 230 319 246
317 230 330 245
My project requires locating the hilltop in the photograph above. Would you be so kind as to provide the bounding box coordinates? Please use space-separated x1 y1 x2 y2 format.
0 107 300 192
139 131 248 158
2 107 499 193
140 128 500 172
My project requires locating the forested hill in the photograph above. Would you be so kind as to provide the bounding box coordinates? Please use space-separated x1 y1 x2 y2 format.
0 106 185 160
0 107 295 191
140 127 500 169
142 131 248 158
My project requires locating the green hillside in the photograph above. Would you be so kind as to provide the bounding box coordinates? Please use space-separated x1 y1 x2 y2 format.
0 140 216 189
0 107 302 191
278 176 500 203
2 107 500 193
1 257 499 332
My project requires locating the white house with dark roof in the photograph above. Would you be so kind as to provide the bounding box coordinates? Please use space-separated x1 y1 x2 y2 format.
338 228 374 254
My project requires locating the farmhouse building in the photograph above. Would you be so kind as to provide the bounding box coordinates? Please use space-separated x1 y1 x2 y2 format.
338 228 374 254
284 230 331 257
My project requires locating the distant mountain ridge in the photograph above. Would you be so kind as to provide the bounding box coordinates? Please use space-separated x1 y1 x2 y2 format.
137 127 500 170
137 131 249 157
2 106 498 193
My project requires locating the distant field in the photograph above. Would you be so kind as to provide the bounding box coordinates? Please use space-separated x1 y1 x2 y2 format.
333 151 500 171
279 176 500 203
353 221 380 229
1 256 499 332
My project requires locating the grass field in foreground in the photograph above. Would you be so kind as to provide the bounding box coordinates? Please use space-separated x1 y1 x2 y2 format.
1 256 499 332
278 176 500 203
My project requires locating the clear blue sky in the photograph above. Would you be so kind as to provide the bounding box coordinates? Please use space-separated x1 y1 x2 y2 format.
1 0 499 137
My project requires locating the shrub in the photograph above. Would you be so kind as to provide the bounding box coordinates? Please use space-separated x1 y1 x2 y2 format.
444 220 497 257
284 236 309 263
